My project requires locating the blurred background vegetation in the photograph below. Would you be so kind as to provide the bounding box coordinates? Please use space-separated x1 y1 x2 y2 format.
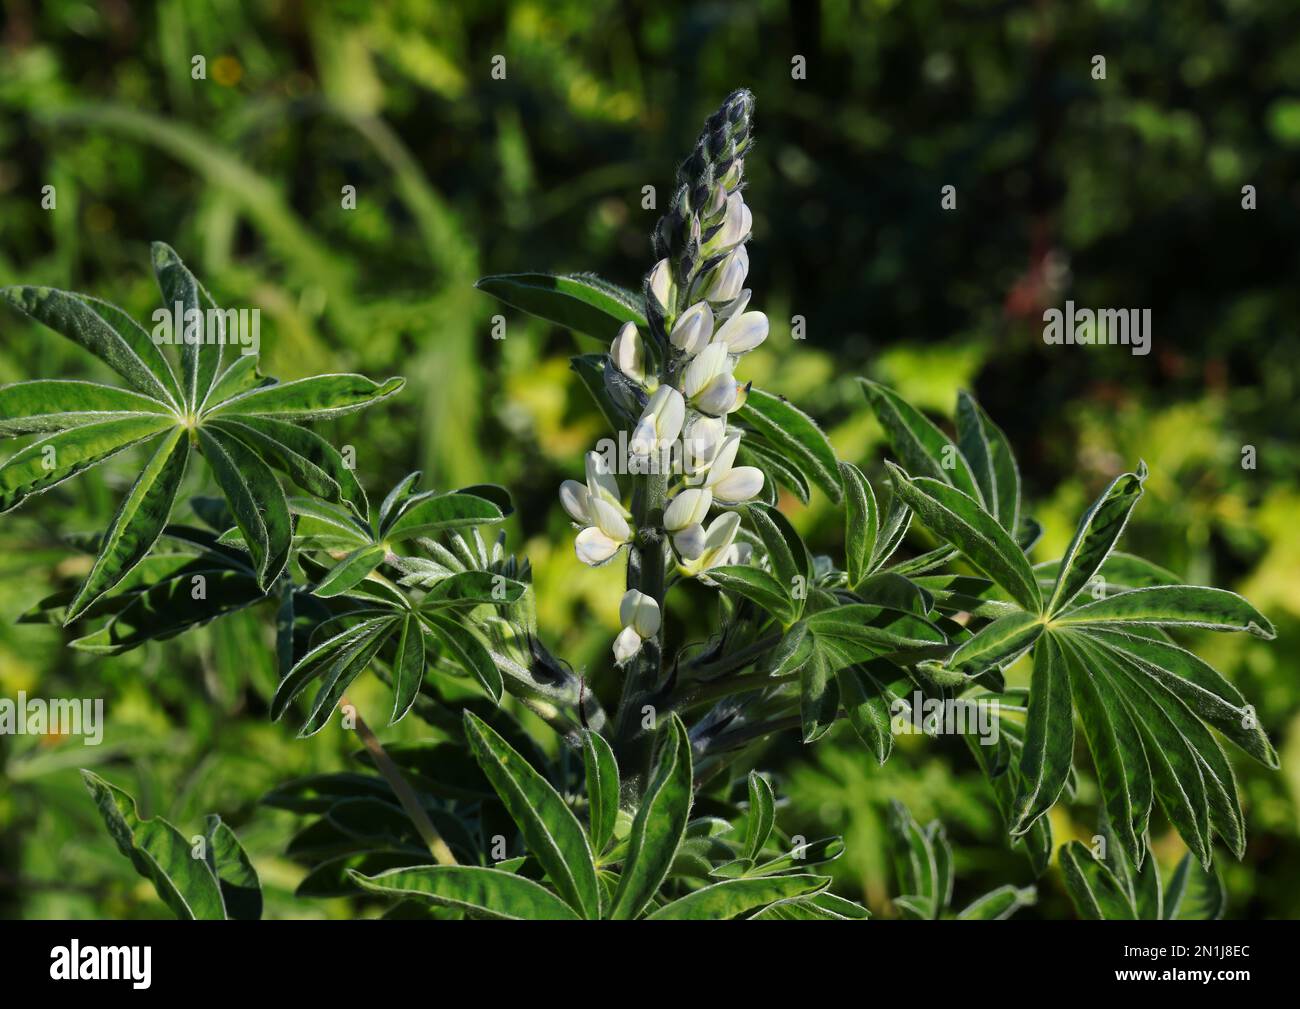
1 0 1297 919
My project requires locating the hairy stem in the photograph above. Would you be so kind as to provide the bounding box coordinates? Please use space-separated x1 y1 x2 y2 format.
346 695 457 866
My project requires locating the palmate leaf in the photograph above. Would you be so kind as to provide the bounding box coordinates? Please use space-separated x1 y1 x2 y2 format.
82 771 260 920
2 247 404 617
463 711 600 919
647 874 831 920
475 271 647 341
1045 465 1147 615
1056 585 1276 638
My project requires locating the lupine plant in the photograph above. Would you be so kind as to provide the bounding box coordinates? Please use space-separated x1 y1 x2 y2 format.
0 90 1277 920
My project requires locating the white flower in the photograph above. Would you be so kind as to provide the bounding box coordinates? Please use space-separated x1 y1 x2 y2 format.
664 487 712 532
669 302 713 356
648 258 675 315
672 523 707 560
681 415 726 479
619 589 661 637
613 589 661 664
574 498 631 566
630 385 685 458
703 433 765 504
683 343 736 417
561 452 626 526
707 191 752 251
610 322 645 383
696 245 748 303
713 310 768 354
679 511 743 577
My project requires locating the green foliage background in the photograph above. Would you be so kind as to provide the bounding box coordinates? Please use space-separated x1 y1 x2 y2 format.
1 0 1297 919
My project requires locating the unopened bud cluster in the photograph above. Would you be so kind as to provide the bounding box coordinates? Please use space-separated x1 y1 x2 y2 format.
559 91 768 664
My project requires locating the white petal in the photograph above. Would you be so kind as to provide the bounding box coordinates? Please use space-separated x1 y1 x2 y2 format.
712 466 765 504
669 302 713 356
694 373 738 415
664 487 712 531
656 386 685 444
613 626 643 664
585 451 621 506
610 322 644 382
714 310 768 353
619 589 661 638
673 523 707 560
703 510 742 552
683 343 729 398
559 480 592 524
715 288 752 322
704 432 742 484
589 498 631 541
682 416 726 477
575 527 624 566
648 258 674 313
629 416 657 458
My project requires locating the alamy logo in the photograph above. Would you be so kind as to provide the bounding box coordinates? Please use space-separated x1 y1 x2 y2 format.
0 692 103 744
151 301 260 357
891 691 1000 745
49 941 151 989
1042 300 1151 356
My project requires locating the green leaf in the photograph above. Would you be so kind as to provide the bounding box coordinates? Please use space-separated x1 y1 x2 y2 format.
211 416 367 519
384 491 506 543
197 427 291 588
1164 853 1226 920
312 545 387 598
423 613 503 702
208 374 405 420
746 502 812 600
647 874 829 920
860 379 982 503
475 272 646 340
0 415 176 513
840 461 879 588
69 567 265 653
933 610 1043 678
0 380 173 437
64 427 190 623
1089 629 1277 767
1055 586 1275 638
1047 466 1147 615
838 660 909 765
1060 841 1138 920
955 390 1020 530
2 286 184 408
81 770 226 920
738 436 811 504
582 730 620 856
887 801 945 919
806 604 947 658
349 865 580 920
1011 633 1074 835
152 242 224 410
272 618 393 721
420 570 526 608
1063 636 1150 869
955 884 1037 920
205 355 268 407
743 772 776 860
298 619 397 737
463 710 599 919
707 565 796 623
1035 551 1181 592
387 614 426 725
799 644 839 743
609 714 693 919
203 814 262 920
736 388 841 502
887 463 1042 613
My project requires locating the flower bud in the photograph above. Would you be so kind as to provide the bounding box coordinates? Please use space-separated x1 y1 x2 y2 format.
694 373 739 415
613 626 643 664
708 192 752 251
664 487 712 532
647 258 675 315
669 302 713 356
610 322 645 383
559 479 591 524
584 451 626 514
715 289 752 322
681 415 726 478
629 385 686 458
696 245 748 303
